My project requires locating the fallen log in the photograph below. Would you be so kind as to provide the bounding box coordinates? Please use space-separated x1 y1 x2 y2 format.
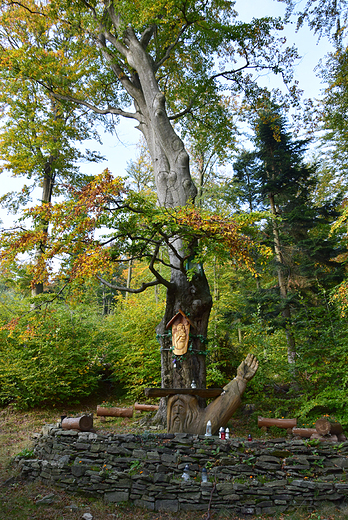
96 405 133 418
292 427 317 438
62 415 93 432
258 416 297 429
134 403 159 412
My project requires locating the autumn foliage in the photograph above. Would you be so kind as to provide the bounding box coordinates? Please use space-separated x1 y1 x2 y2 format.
0 170 256 290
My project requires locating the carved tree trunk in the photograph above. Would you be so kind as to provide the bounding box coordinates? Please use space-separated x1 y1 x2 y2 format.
98 25 214 423
117 31 213 393
83 13 216 424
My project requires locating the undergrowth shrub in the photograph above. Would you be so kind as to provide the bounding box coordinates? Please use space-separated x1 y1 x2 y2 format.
105 291 164 400
0 302 106 408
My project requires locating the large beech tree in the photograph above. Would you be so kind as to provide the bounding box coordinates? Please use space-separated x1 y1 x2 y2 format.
0 0 298 399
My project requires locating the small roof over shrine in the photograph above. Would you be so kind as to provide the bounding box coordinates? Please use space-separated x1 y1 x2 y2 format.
165 309 194 330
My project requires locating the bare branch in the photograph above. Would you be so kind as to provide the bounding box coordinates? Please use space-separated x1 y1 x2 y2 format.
80 0 98 19
148 243 174 289
210 60 251 81
154 24 189 71
4 1 44 16
45 88 140 121
169 100 195 120
96 274 161 293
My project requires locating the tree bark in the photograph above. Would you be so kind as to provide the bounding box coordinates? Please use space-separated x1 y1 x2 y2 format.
269 194 296 364
31 161 55 297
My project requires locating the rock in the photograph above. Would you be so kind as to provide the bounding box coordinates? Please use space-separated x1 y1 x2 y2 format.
82 514 93 520
1 476 16 487
65 503 79 511
36 493 56 505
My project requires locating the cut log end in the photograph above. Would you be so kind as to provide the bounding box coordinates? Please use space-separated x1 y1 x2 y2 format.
315 418 331 436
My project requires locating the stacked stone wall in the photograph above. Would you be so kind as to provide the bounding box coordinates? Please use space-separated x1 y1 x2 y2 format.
18 426 348 514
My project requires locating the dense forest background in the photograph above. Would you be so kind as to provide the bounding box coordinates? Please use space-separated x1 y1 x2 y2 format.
1 0 348 430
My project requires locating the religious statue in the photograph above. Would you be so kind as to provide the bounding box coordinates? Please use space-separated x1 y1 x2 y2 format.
167 310 193 356
167 353 259 435
172 323 188 355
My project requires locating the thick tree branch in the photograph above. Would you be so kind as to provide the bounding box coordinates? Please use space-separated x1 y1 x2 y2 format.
43 88 140 120
96 274 161 293
148 243 175 289
140 25 156 49
107 2 124 33
97 37 142 101
101 30 128 58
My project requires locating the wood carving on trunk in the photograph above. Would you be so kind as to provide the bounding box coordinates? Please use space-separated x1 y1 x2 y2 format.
166 310 193 356
166 354 258 435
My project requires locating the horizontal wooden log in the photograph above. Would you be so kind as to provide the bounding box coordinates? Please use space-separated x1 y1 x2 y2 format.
258 416 297 429
144 388 223 398
134 403 159 412
62 415 93 432
96 406 133 418
292 427 317 438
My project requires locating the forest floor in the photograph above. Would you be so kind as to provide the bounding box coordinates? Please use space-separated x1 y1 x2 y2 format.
0 401 347 520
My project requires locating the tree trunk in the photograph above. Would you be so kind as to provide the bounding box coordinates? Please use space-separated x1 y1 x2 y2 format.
118 31 213 394
31 163 55 297
157 267 212 389
269 194 296 364
95 17 213 424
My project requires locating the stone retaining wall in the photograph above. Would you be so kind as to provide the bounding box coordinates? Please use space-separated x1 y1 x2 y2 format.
18 425 348 514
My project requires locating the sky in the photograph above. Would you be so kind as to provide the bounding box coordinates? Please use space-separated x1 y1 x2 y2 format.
0 0 334 228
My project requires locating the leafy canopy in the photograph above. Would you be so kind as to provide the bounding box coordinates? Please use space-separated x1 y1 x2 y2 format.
0 169 258 290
